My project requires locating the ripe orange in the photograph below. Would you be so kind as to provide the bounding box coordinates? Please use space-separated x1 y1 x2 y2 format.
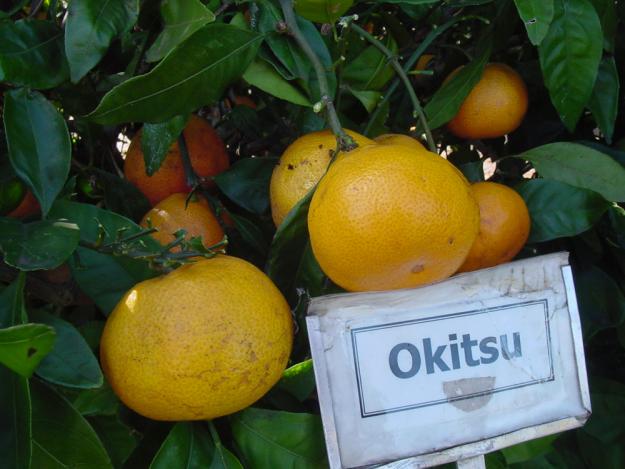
447 63 528 139
100 255 293 421
269 129 374 227
124 115 229 206
233 95 256 109
457 182 530 273
374 133 426 150
7 190 40 219
140 193 224 251
308 143 479 292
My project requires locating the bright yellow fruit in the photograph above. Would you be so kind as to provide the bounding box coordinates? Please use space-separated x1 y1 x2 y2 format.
447 63 528 139
270 129 374 227
100 255 293 421
308 143 479 292
457 182 531 273
374 133 426 150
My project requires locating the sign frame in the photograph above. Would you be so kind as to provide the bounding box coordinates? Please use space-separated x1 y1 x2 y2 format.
306 253 591 469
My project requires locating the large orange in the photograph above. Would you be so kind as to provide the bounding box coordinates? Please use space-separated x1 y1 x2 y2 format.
374 133 426 150
308 143 479 292
100 255 293 421
269 129 374 227
140 193 224 252
457 182 530 273
124 115 229 206
447 63 528 139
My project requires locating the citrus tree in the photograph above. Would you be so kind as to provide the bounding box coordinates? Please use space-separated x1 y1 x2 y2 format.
1 0 625 467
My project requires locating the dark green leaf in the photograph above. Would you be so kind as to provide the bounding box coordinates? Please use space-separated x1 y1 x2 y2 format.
516 179 610 242
343 35 398 92
502 434 559 464
0 323 55 378
589 0 618 52
513 0 554 45
145 0 216 63
227 212 270 257
458 161 485 183
293 242 327 298
424 40 491 129
89 415 138 468
0 274 31 469
48 200 159 315
348 88 382 113
230 407 326 469
575 267 625 338
515 142 625 202
65 0 139 82
3 88 72 216
0 218 80 271
150 422 214 469
73 381 120 417
214 158 276 215
210 438 243 469
538 0 602 131
31 379 113 469
91 168 152 221
243 60 311 107
277 359 315 401
588 57 619 144
142 115 189 176
30 309 103 389
0 19 69 89
265 190 313 294
88 24 263 124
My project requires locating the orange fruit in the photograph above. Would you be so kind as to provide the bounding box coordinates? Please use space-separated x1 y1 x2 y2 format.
446 63 528 139
374 133 426 150
415 54 435 73
100 255 293 421
233 95 256 109
308 143 479 292
124 115 229 206
269 129 374 227
7 190 40 219
140 193 225 252
457 182 530 273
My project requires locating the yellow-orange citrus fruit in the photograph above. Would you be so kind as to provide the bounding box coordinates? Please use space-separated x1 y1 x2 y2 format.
140 193 224 251
457 182 530 273
124 115 229 206
447 63 528 139
269 129 374 227
308 144 479 292
100 255 293 421
374 133 426 150
415 54 435 72
7 190 40 219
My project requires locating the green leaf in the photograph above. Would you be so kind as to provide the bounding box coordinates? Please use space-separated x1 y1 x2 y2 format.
65 0 139 82
210 441 243 469
31 379 113 469
513 0 554 45
348 88 382 113
145 0 216 63
0 323 55 378
458 161 485 183
0 218 80 271
538 0 602 131
516 179 609 242
89 415 139 468
214 157 276 215
243 60 311 107
276 359 315 401
343 34 398 91
424 40 492 129
141 115 189 176
230 407 327 469
588 57 620 144
91 168 152 221
0 19 69 89
30 310 103 389
266 190 313 294
150 422 215 469
227 212 270 257
3 88 72 216
584 378 625 443
502 434 559 464
515 142 625 202
73 381 120 417
48 200 159 315
589 0 618 53
0 274 32 469
575 267 625 338
87 24 263 124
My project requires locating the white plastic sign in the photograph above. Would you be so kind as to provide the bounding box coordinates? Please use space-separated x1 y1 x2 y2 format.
307 252 590 468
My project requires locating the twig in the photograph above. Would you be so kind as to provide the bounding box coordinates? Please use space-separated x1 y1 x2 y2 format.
348 22 436 153
278 0 356 152
178 134 200 188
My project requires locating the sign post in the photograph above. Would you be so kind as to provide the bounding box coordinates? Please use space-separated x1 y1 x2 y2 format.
307 252 590 468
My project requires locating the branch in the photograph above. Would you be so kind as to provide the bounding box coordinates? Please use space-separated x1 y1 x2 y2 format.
278 0 356 152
